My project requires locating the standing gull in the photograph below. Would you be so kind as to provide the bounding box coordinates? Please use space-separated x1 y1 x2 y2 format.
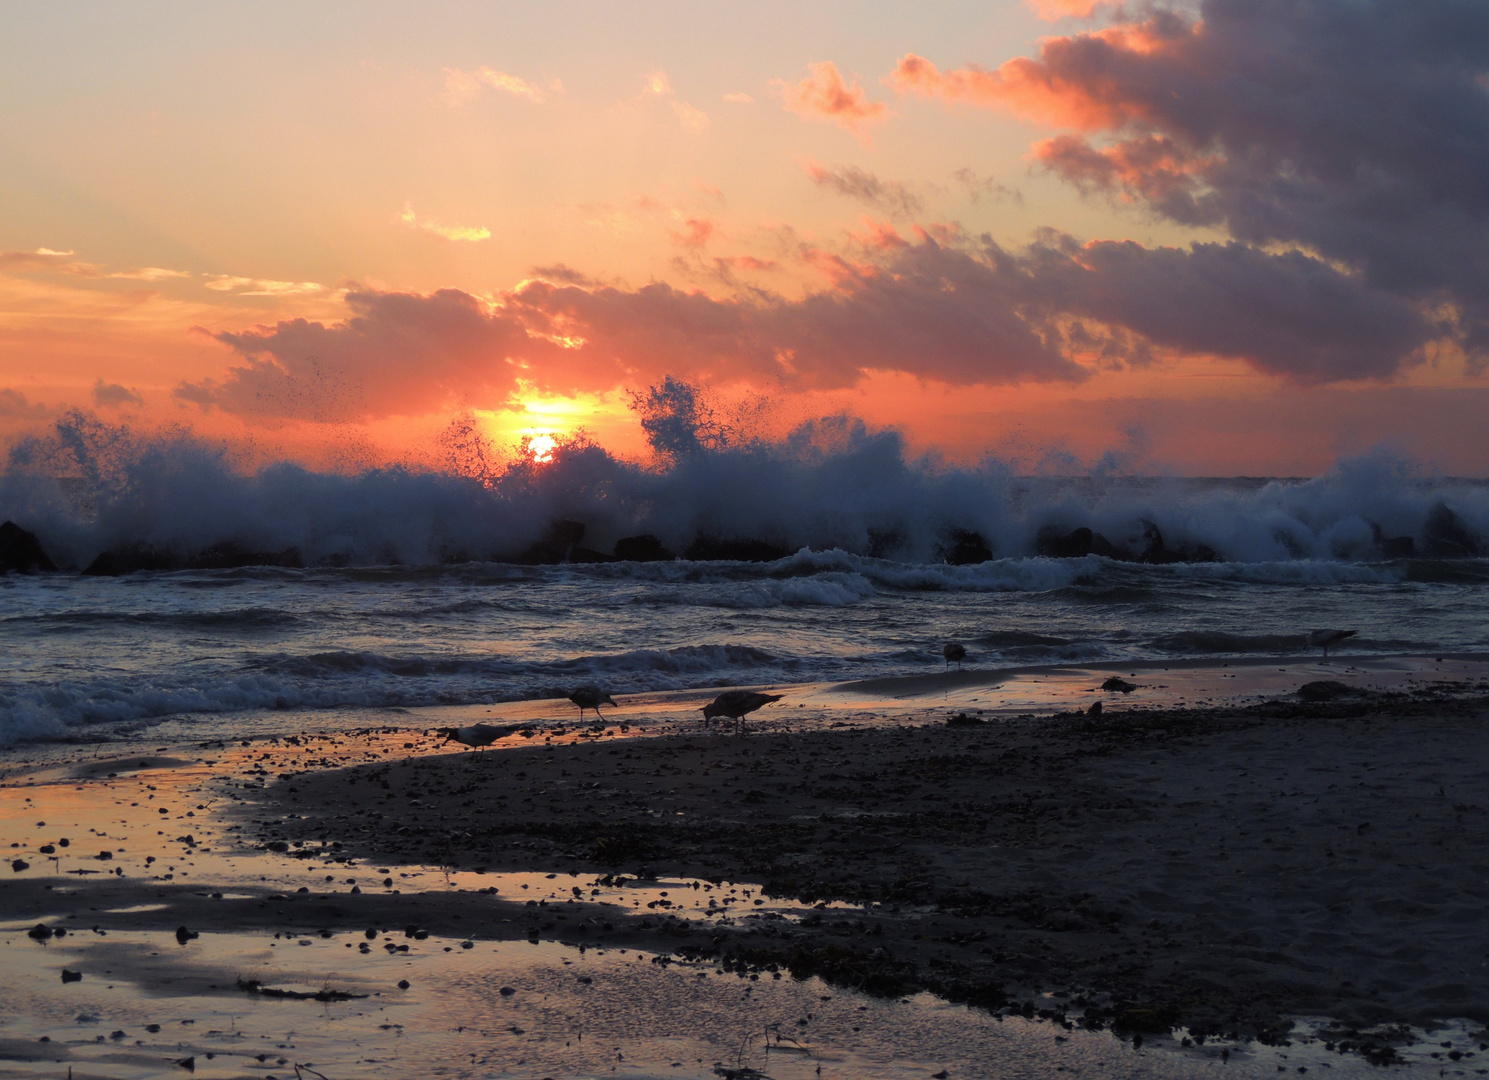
702 690 784 733
943 642 967 671
1306 629 1356 659
437 723 524 758
568 684 618 721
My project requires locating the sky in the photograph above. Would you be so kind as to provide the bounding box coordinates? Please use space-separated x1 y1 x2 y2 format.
1 0 1486 476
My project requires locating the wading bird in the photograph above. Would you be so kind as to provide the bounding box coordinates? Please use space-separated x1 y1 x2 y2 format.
437 723 524 758
702 689 784 733
943 642 967 670
568 684 618 720
1306 629 1357 659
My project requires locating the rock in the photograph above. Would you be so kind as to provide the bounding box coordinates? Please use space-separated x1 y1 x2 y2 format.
683 536 790 562
1370 522 1415 559
175 1056 195 1071
1297 680 1362 702
1422 502 1480 558
613 534 675 562
175 925 199 944
83 546 179 576
11 859 28 873
187 543 303 570
61 969 82 983
1101 676 1137 693
945 713 985 726
939 529 993 565
1137 520 1217 564
510 520 589 564
0 521 56 573
568 546 617 564
27 923 52 940
1036 526 1094 559
1088 701 1103 717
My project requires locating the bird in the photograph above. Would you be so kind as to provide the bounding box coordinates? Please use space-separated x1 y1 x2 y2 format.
702 690 784 733
943 642 967 670
1306 629 1357 659
568 684 618 720
437 723 524 756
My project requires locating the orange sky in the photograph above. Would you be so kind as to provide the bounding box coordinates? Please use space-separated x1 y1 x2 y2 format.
2 0 1484 475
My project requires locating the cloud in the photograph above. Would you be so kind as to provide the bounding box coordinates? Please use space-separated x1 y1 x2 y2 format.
0 248 103 276
644 71 672 96
672 101 709 133
723 93 755 104
444 66 556 105
889 1 1489 366
92 380 144 408
670 217 718 249
397 203 491 242
776 62 893 138
0 388 46 419
108 267 193 282
203 276 324 297
1021 235 1437 383
952 168 1021 205
805 162 922 219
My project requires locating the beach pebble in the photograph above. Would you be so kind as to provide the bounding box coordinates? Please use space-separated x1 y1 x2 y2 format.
397 979 410 990
10 859 28 872
61 969 82 983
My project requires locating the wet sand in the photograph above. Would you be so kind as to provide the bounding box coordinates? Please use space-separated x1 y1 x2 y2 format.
5 658 1489 1074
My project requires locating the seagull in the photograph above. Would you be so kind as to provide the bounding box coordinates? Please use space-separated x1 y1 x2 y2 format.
943 642 967 670
568 685 618 721
437 723 525 757
1306 629 1357 659
702 690 784 733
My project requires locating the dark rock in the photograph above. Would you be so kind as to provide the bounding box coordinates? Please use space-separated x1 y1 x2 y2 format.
613 534 675 562
61 969 82 983
1137 520 1217 564
945 713 985 726
175 1056 195 1071
187 543 303 570
567 547 616 564
1036 526 1093 559
866 528 903 560
1101 676 1137 693
0 521 56 573
175 925 199 944
1422 502 1480 558
1297 680 1362 702
11 859 28 873
84 545 180 576
1087 701 1103 717
939 529 993 565
27 923 52 940
683 536 791 563
1370 522 1415 559
509 519 589 565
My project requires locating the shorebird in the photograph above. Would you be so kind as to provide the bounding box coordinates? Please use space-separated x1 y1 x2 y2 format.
438 723 523 757
702 690 784 733
1306 629 1357 659
568 685 618 720
943 642 967 670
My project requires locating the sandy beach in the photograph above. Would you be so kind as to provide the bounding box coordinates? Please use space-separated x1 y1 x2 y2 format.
4 659 1489 1076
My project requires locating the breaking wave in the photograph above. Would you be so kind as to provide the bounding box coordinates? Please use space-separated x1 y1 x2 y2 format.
0 413 1485 571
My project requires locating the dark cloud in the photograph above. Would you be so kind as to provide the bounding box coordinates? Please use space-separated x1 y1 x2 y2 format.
805 162 923 219
894 0 1489 365
1019 236 1437 382
92 380 143 408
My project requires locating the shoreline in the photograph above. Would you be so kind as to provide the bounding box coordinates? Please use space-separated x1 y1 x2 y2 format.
4 662 1489 1071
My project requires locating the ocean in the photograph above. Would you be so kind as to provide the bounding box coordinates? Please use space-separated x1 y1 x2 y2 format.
1 419 1487 746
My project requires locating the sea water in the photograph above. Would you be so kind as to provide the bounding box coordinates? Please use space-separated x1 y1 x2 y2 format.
2 417 1487 746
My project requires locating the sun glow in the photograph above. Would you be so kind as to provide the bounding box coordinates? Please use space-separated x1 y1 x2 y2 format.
524 432 558 463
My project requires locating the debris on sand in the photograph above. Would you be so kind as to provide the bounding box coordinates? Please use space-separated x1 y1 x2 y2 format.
1101 676 1137 693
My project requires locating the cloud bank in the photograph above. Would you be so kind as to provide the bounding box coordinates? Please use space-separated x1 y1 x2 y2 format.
890 0 1489 366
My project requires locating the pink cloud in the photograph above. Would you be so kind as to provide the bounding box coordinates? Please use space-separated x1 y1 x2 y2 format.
776 62 893 138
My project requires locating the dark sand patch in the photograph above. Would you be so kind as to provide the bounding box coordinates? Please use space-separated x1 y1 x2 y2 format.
247 688 1489 1057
